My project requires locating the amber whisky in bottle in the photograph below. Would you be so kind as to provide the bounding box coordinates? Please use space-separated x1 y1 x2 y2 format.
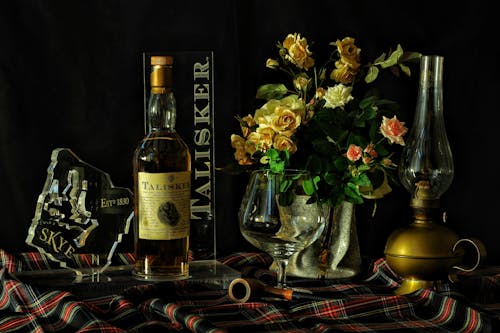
132 55 191 280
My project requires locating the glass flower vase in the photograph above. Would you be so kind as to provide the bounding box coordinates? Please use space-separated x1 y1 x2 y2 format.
284 200 362 279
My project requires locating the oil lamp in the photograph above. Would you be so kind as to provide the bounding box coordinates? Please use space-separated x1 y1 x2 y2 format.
384 55 483 295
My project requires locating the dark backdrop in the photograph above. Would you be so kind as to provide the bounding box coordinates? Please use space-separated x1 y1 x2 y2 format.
1 1 499 265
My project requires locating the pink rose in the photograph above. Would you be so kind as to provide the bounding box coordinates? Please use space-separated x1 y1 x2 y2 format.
345 144 362 162
380 116 408 146
364 143 378 158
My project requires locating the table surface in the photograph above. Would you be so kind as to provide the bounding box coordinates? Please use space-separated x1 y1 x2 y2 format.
1 249 499 332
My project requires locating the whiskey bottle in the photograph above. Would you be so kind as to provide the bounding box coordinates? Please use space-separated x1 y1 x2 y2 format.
132 55 191 280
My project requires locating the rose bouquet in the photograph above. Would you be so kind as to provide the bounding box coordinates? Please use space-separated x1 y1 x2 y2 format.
229 33 420 209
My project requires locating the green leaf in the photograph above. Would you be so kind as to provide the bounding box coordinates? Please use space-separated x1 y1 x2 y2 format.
353 173 371 187
379 44 403 68
278 190 294 206
312 139 336 155
270 161 284 174
256 83 288 100
318 67 327 81
359 95 377 109
280 179 292 192
313 175 321 188
399 63 411 77
329 187 346 206
369 168 385 189
399 51 422 63
352 117 365 128
306 155 323 174
345 183 364 204
356 107 377 124
357 164 371 172
302 179 315 195
348 133 368 147
374 98 398 107
373 52 386 64
368 119 378 139
283 150 291 164
375 144 390 156
324 171 340 185
333 156 348 171
268 149 285 174
267 148 280 160
365 65 379 83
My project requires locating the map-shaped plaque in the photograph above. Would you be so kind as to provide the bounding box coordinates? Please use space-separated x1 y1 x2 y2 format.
26 148 133 274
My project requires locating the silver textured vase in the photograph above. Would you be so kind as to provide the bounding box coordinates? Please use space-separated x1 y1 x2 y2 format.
285 201 362 279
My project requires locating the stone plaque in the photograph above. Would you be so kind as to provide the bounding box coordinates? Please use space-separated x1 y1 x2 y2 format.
26 148 133 274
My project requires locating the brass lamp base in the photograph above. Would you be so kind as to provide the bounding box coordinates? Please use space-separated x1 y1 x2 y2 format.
393 278 436 295
384 220 463 295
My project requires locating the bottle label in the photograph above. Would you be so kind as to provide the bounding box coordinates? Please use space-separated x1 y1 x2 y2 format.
138 172 190 240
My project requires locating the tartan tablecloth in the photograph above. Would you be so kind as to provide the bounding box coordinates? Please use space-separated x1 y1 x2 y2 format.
1 249 499 332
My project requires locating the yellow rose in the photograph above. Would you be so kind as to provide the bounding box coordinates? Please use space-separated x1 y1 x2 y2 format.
245 132 270 154
270 107 301 135
241 114 256 127
255 126 276 149
293 75 311 91
240 114 256 137
315 87 326 99
283 33 315 70
330 62 357 84
234 150 253 166
254 96 305 130
231 134 253 165
230 134 245 150
273 134 297 154
336 37 361 69
266 58 279 69
254 100 281 125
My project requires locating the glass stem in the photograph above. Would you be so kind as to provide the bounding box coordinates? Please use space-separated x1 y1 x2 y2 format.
275 258 289 289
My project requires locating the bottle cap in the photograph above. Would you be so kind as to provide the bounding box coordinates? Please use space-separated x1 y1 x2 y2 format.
150 56 173 66
150 56 173 88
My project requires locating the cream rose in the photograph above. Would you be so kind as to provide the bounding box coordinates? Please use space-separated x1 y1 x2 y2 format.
323 84 354 109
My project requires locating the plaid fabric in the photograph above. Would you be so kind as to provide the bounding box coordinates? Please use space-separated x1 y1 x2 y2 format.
0 249 499 332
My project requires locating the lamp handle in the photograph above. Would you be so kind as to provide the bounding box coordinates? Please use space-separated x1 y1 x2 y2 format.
451 237 487 272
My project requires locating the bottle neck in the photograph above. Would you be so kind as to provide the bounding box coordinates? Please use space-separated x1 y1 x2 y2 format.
146 87 176 133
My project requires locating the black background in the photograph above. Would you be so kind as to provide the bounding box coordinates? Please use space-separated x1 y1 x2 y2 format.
1 1 498 265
